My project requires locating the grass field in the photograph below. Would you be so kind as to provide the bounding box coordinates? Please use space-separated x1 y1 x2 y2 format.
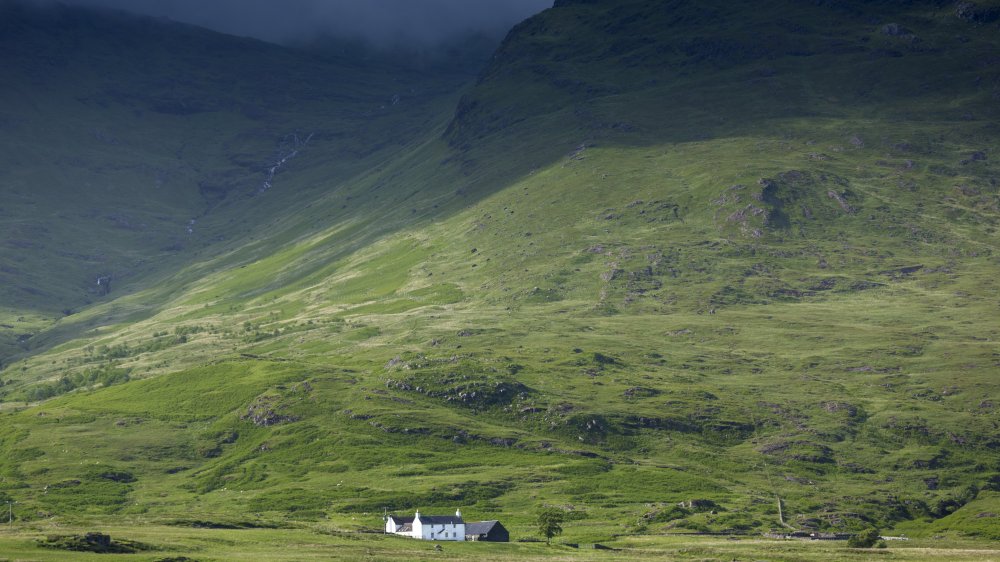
0 525 1000 562
1 525 999 561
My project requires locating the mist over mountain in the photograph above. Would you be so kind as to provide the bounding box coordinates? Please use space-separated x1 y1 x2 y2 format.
17 0 553 45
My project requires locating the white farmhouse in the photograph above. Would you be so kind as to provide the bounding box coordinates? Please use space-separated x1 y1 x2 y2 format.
385 509 465 541
384 513 414 534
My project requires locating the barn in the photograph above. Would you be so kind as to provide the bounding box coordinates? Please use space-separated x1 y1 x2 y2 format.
464 520 509 542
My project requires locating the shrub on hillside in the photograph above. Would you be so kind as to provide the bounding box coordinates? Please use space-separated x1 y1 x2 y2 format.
848 527 881 548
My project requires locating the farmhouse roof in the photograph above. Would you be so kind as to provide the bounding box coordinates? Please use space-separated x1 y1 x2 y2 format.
388 515 415 524
418 515 464 525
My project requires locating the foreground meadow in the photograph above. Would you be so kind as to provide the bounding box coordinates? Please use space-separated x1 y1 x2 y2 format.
1 524 999 562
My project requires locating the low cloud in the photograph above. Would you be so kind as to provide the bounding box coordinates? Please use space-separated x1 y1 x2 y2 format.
39 0 553 45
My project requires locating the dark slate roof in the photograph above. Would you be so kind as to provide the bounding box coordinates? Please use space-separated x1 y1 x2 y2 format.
388 515 415 524
465 521 500 535
399 523 412 532
418 515 463 525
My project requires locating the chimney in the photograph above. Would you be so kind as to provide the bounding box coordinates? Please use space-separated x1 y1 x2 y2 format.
456 508 462 518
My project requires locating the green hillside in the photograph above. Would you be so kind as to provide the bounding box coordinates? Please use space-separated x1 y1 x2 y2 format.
2 0 1000 555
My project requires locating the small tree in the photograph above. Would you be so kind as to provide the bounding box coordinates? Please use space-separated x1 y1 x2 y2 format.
537 507 565 544
848 527 881 548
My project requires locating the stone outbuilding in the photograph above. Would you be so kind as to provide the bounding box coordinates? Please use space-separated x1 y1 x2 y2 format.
464 520 509 542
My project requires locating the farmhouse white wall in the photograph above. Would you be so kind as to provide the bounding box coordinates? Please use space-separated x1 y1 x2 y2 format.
414 516 464 541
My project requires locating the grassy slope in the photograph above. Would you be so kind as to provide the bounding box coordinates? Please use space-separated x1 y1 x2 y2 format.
1 0 1000 552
